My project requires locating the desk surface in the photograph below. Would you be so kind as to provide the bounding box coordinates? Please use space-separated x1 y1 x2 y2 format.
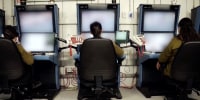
138 52 160 64
34 55 58 64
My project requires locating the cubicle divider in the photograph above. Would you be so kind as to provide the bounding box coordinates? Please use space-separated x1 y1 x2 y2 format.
15 4 60 99
136 4 180 98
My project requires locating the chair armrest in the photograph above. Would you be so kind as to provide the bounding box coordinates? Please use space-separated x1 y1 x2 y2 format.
75 59 80 68
159 63 167 73
117 56 126 66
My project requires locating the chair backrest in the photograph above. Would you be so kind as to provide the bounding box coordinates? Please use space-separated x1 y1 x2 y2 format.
171 41 200 82
79 38 118 82
0 38 24 81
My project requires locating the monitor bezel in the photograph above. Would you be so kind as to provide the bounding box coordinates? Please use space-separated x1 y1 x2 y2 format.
17 10 55 33
15 5 56 33
141 10 179 33
115 30 130 44
77 4 120 34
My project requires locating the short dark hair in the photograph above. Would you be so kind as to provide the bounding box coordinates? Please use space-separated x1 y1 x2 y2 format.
90 21 102 38
3 25 19 40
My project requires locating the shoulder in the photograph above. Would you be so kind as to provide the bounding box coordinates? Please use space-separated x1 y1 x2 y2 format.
172 37 182 43
169 37 182 49
16 43 23 48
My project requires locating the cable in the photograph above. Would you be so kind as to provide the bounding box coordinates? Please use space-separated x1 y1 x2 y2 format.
120 72 135 89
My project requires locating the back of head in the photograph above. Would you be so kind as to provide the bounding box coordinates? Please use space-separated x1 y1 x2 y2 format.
178 17 200 42
90 21 102 38
3 25 19 40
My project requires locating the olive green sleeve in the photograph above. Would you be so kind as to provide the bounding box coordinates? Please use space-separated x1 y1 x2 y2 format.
158 37 182 63
16 44 34 65
113 42 124 58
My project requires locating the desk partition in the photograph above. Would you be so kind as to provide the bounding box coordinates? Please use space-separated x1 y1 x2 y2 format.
136 4 180 98
15 4 60 99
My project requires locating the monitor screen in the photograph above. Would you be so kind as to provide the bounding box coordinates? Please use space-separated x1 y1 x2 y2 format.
115 31 129 43
144 33 174 53
18 11 54 33
20 33 55 52
143 11 176 32
80 10 115 32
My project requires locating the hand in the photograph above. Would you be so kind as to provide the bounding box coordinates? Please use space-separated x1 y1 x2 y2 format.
139 37 146 44
12 37 20 44
156 62 160 70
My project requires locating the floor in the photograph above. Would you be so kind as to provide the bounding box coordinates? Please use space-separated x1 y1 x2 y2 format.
54 87 162 100
53 87 200 100
0 87 199 100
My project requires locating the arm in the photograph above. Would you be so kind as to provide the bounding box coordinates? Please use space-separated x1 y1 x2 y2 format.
16 44 34 65
156 38 175 70
158 37 177 63
113 42 124 58
157 37 182 70
158 37 182 63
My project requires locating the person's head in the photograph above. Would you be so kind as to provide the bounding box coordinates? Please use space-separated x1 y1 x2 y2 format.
177 17 200 42
3 25 19 40
90 21 102 38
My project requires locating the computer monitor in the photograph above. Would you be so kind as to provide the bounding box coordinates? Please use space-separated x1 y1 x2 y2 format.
143 11 176 32
18 11 54 33
115 30 129 43
15 5 59 33
20 33 55 53
81 10 115 32
138 4 180 34
143 33 174 53
77 4 119 34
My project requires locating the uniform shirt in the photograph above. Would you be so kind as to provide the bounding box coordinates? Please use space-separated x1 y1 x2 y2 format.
158 37 182 77
113 42 124 58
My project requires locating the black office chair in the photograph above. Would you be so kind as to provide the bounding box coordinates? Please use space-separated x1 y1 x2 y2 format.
0 38 32 100
164 41 200 100
77 38 122 100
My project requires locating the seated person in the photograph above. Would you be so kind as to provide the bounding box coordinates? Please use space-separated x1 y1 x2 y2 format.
156 17 200 77
3 25 34 65
3 25 41 88
74 21 125 62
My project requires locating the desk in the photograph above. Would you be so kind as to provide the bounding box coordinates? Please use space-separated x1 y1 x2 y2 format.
136 52 173 98
34 55 57 64
136 52 160 87
32 55 60 99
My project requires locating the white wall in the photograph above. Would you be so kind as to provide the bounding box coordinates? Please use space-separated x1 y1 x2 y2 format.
0 0 199 42
0 0 199 39
0 0 199 87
